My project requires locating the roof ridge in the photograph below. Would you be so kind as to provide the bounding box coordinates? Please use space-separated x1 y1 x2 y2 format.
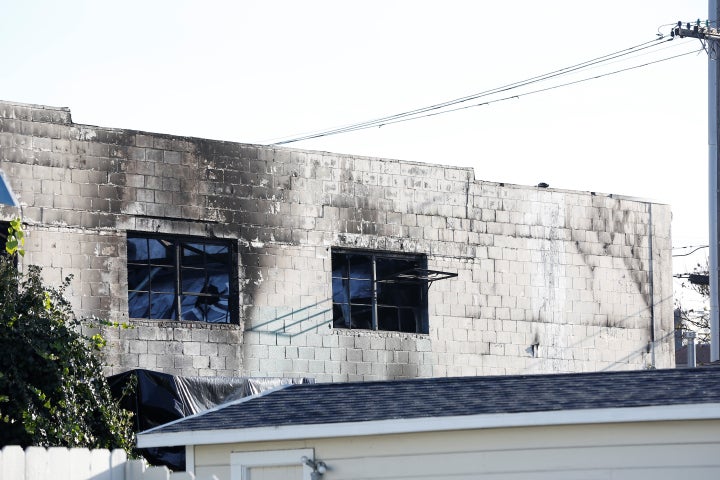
289 366 720 390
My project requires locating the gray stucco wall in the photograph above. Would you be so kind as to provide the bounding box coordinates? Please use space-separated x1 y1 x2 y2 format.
0 100 674 380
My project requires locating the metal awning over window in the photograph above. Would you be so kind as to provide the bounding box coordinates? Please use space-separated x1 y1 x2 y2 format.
377 267 458 286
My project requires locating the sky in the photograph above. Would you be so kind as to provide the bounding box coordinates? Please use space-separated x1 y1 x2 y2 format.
0 0 712 306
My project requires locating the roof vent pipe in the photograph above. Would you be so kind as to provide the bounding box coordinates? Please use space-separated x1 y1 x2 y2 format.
686 330 697 368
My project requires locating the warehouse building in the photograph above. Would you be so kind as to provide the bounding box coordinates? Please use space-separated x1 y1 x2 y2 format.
0 100 674 380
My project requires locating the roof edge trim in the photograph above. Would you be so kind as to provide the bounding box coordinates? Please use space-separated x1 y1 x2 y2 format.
137 402 720 448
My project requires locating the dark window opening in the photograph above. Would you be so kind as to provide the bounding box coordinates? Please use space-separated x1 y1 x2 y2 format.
331 249 429 334
0 221 8 257
127 233 237 324
0 221 19 268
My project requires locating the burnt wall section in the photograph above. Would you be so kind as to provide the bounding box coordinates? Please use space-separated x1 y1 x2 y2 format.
0 100 674 379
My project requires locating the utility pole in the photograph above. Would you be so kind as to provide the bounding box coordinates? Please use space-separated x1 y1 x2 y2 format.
713 0 720 364
673 6 720 362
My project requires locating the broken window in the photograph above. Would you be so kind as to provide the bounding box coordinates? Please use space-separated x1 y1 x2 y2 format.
127 233 237 323
331 249 429 334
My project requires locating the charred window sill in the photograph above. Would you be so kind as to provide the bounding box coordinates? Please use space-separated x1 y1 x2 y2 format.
126 318 242 330
330 328 429 339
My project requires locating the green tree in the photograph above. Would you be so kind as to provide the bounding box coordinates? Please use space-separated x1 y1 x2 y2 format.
0 220 134 452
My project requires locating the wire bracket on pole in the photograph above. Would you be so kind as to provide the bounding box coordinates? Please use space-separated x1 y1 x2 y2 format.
673 21 720 60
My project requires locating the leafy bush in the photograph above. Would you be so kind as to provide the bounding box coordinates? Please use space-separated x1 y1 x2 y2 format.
0 221 134 452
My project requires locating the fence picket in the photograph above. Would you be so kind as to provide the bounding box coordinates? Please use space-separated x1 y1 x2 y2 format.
24 447 47 480
69 447 91 479
171 473 195 480
143 466 172 480
0 447 198 480
1 446 24 480
48 447 71 480
90 448 111 480
125 458 147 480
109 449 127 480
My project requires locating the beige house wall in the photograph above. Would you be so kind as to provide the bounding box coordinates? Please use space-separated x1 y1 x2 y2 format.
192 420 720 480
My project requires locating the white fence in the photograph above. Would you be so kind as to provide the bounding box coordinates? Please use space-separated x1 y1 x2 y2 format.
0 446 217 480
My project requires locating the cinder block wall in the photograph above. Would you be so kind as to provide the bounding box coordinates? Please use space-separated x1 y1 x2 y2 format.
0 100 674 380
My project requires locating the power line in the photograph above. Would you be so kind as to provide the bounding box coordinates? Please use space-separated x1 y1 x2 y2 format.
269 37 673 144
572 37 695 73
673 245 710 257
267 36 690 145
370 49 701 129
273 47 700 142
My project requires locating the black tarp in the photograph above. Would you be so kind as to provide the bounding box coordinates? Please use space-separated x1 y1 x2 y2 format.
108 369 313 471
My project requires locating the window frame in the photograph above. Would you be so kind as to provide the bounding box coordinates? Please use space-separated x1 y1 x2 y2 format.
126 232 238 324
331 248 429 334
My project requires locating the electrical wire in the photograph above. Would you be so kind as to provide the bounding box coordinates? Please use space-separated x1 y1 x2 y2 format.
567 37 694 74
276 48 701 140
266 36 678 145
673 244 709 250
371 48 701 128
270 38 673 144
672 245 710 257
658 22 678 36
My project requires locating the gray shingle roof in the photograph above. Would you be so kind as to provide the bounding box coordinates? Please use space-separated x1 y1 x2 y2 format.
143 367 720 435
